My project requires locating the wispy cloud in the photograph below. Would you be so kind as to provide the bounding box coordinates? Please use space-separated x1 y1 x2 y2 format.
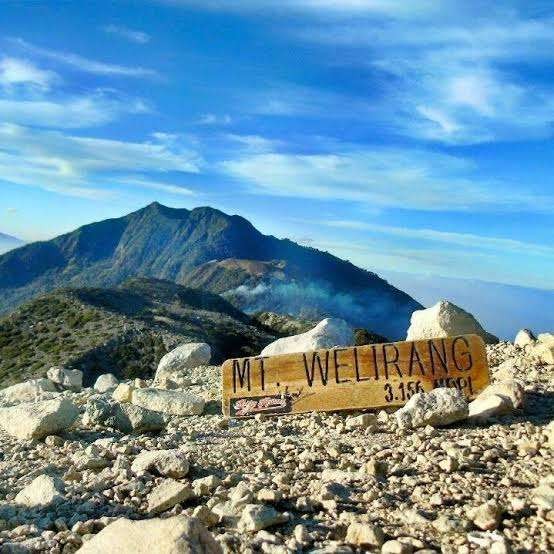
197 113 232 125
221 147 553 213
0 57 59 90
0 92 149 129
0 124 201 198
11 38 158 78
292 8 554 144
224 134 283 153
102 24 151 44
116 176 195 196
162 0 438 18
311 236 554 290
325 220 554 258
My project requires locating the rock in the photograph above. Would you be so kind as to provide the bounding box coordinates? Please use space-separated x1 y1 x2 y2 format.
75 515 222 553
112 383 134 403
345 522 385 548
364 458 387 478
147 479 194 514
477 380 525 409
14 475 64 507
467 531 508 549
131 388 205 416
438 456 459 472
237 504 287 532
471 501 502 530
131 449 189 478
192 505 219 528
406 300 498 344
532 475 554 509
396 388 468 429
532 333 554 364
260 318 353 356
84 397 165 433
94 373 119 393
381 540 413 554
0 378 58 407
345 413 377 430
193 475 222 496
0 397 79 439
433 514 470 533
493 359 517 381
72 445 110 470
46 367 83 391
514 329 536 347
468 394 513 422
468 380 525 422
154 342 211 385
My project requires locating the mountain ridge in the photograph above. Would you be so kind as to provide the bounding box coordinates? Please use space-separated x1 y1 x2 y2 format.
0 232 24 255
0 277 275 387
0 202 421 338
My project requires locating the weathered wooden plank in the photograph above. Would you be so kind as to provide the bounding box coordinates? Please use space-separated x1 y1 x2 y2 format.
221 334 489 417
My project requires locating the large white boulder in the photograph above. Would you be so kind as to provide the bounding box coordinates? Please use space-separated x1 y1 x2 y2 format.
47 367 83 391
396 388 468 429
76 515 222 554
154 343 211 386
532 333 554 364
514 329 536 348
261 318 353 356
131 388 205 416
15 474 64 507
406 300 498 344
94 373 119 393
0 397 79 440
132 449 190 478
0 378 58 407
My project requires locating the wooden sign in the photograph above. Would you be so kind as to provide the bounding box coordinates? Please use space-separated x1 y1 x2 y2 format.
222 334 489 417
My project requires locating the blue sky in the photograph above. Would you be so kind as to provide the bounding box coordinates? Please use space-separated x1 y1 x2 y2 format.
0 1 553 291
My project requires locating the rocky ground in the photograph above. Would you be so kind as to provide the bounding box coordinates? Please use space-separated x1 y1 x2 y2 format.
0 331 552 553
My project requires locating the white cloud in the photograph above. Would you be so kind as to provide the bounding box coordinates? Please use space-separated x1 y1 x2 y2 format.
197 113 232 125
0 124 201 198
221 147 553 213
326 220 554 258
224 134 283 153
117 176 195 196
293 10 554 144
162 0 437 18
0 57 58 90
12 38 158 78
0 92 149 129
103 24 151 44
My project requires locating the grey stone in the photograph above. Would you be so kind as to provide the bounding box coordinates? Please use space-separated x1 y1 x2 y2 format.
396 388 468 429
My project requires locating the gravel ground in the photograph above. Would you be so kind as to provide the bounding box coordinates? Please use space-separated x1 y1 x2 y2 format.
0 342 552 553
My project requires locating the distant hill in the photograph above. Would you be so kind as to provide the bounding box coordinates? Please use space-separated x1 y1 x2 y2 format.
0 277 275 387
383 270 554 340
0 232 24 255
0 202 421 339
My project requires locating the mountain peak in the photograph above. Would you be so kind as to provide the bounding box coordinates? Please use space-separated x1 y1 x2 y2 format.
0 203 421 337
